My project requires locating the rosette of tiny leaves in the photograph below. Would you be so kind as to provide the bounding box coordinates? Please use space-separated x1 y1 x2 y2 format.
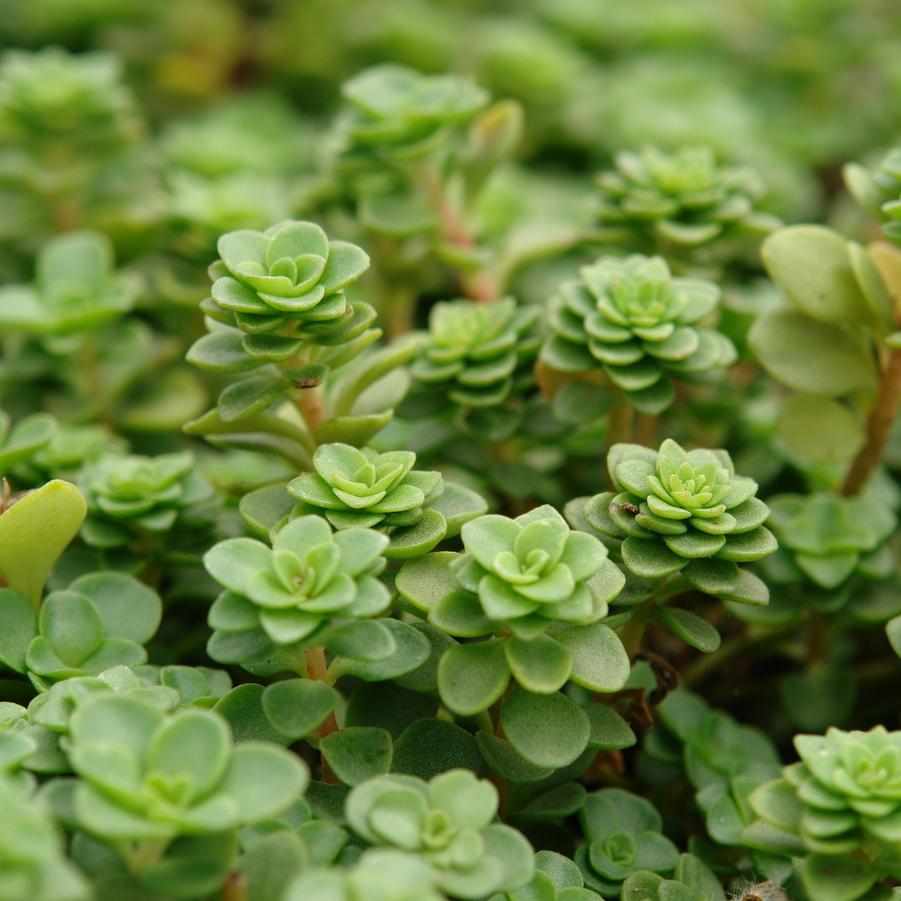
79 451 215 549
0 410 56 479
0 47 139 152
289 443 442 530
642 690 782 850
284 848 447 901
594 146 777 267
204 515 391 660
0 571 162 691
586 440 775 597
0 775 90 901
765 493 896 591
396 506 628 721
619 853 726 901
204 220 370 341
845 147 901 244
16 423 125 486
541 255 735 414
345 769 534 899
405 297 541 426
0 230 137 336
456 506 618 631
577 788 679 898
747 726 901 901
60 694 307 893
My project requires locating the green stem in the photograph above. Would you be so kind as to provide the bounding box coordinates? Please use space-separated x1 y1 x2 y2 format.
125 838 170 875
841 346 901 496
606 394 634 457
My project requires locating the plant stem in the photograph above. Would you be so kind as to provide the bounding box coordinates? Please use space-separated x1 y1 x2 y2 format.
607 394 634 456
297 385 326 437
306 646 340 784
635 412 658 446
420 167 497 302
221 871 249 901
841 347 901 496
126 838 169 874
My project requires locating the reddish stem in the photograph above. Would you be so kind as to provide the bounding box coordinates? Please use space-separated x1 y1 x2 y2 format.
306 646 340 784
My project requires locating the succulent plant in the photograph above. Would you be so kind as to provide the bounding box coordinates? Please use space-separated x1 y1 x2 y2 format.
339 64 489 161
64 695 307 844
0 231 137 336
594 146 777 265
289 443 442 530
0 47 139 150
345 769 534 898
584 440 775 593
0 571 162 691
0 775 90 901
284 848 447 901
747 726 901 901
577 789 679 897
765 493 896 590
407 297 541 414
619 853 725 901
845 147 901 244
80 450 215 549
0 410 56 478
206 220 370 335
455 505 619 631
204 514 391 656
541 255 735 413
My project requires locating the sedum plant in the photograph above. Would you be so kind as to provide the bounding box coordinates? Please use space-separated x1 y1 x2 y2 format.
1 14 901 901
593 146 778 270
746 725 901 901
345 769 533 899
541 254 735 414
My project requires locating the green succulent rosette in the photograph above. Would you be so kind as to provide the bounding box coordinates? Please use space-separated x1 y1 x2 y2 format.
0 231 137 336
345 769 533 899
340 64 489 160
64 695 307 842
619 853 726 901
284 849 447 901
80 451 215 549
288 442 442 530
0 47 140 150
405 297 541 424
287 442 487 560
0 410 56 480
594 146 777 265
583 440 775 598
204 515 392 660
0 775 90 901
454 505 623 632
747 726 901 900
577 789 679 898
845 147 901 244
205 219 370 336
541 255 735 414
765 493 896 591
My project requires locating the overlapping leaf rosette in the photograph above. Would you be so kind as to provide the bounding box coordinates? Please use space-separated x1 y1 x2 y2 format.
79 451 216 550
45 695 307 897
0 231 138 336
331 64 489 202
345 769 533 899
403 297 542 436
746 493 900 628
284 849 447 901
845 147 901 244
204 515 404 671
579 440 775 600
287 442 486 559
745 726 901 901
577 789 679 897
619 853 726 901
541 255 735 414
0 775 90 901
397 506 629 767
594 146 778 269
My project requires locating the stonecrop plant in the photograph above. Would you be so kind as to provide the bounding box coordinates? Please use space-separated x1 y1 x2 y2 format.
1 4 900 900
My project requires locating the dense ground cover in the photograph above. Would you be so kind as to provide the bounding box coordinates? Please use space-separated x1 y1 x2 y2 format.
1 2 901 899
